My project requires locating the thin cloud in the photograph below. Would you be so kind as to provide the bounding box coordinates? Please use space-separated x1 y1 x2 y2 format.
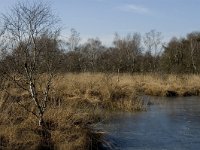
117 4 150 14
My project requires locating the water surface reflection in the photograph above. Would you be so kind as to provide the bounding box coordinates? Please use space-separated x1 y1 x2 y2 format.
98 96 200 150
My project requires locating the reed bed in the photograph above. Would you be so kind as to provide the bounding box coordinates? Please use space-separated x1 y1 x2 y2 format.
1 73 199 149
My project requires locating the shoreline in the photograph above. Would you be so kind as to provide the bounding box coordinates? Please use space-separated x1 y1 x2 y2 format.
1 73 200 149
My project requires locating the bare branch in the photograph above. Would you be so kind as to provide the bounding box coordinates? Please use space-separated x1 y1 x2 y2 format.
17 101 39 118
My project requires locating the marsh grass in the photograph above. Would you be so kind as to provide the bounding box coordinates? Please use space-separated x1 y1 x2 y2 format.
52 73 145 111
136 74 200 96
1 73 199 149
53 73 200 98
0 97 102 149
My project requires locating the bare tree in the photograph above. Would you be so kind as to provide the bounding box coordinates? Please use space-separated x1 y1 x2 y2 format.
80 37 104 72
1 1 61 127
113 32 142 73
161 37 185 73
143 30 163 71
67 28 81 51
187 32 200 73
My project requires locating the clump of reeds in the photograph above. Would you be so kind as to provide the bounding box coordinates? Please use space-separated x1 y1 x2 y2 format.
52 73 145 111
138 74 200 97
0 97 102 149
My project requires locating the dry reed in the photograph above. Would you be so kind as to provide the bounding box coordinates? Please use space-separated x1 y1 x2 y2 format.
1 73 199 149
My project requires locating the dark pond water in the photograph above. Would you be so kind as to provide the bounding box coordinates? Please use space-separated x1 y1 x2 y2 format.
97 96 200 150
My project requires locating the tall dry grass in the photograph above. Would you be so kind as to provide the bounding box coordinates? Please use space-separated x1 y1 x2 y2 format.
1 73 199 149
52 73 144 111
0 90 102 150
53 73 200 98
133 74 200 96
0 73 144 149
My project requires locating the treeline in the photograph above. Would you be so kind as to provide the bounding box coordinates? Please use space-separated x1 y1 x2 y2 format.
63 30 200 74
1 28 200 74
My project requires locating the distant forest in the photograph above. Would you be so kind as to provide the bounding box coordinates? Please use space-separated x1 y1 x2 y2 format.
63 30 200 74
1 28 200 74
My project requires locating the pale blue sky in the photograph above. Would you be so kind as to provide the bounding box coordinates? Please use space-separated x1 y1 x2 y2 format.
0 0 200 45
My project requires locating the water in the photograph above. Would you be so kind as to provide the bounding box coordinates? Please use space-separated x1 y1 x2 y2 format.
97 96 200 150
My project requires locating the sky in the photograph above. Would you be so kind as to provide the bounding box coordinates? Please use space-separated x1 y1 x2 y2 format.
0 0 200 45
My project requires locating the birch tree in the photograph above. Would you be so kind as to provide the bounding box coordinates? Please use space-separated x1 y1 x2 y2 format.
143 30 163 71
67 28 81 51
1 1 61 127
187 32 200 73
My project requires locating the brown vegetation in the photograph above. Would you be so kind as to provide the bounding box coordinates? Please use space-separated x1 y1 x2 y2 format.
0 91 101 149
56 73 200 98
137 74 200 96
1 73 200 149
0 73 145 149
